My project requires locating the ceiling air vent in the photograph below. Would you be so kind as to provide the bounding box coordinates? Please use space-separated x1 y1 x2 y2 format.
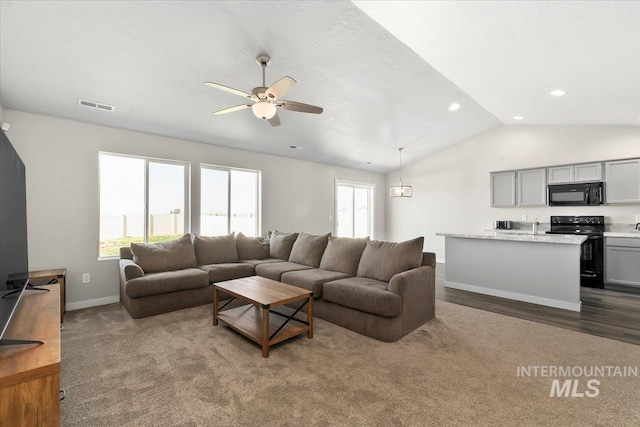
78 99 115 112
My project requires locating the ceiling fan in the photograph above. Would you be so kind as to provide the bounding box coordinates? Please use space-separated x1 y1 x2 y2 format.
205 54 323 127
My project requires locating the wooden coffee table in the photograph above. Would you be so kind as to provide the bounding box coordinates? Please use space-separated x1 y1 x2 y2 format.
213 276 313 358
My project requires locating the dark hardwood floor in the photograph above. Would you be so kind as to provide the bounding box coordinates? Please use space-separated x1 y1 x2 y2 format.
435 264 640 346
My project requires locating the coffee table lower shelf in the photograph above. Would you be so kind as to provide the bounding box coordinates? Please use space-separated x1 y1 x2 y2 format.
217 305 311 353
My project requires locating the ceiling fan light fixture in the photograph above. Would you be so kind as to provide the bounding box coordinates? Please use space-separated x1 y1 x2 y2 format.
252 101 277 120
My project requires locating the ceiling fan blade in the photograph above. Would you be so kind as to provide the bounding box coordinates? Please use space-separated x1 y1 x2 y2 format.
265 76 296 100
267 112 281 127
214 104 252 115
205 82 251 98
278 100 323 114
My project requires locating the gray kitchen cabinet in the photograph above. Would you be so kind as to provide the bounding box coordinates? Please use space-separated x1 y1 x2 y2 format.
574 163 602 182
547 163 602 184
547 166 573 184
490 171 516 207
517 168 547 206
605 159 640 204
605 237 640 287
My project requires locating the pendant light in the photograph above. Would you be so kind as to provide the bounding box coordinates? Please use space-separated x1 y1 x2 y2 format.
389 147 412 198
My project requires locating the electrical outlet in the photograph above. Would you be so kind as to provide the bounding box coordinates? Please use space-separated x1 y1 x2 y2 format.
82 273 91 284
521 214 528 221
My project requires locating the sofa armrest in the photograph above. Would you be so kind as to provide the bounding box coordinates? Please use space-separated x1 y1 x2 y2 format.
388 266 432 296
421 252 436 268
119 259 144 283
388 265 436 334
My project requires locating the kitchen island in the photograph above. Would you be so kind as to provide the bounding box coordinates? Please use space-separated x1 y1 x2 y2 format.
436 231 586 311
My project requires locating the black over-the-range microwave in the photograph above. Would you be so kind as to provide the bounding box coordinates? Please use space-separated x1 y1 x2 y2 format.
548 182 604 206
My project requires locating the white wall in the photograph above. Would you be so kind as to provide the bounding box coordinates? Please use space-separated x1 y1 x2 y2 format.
386 126 640 262
3 109 386 309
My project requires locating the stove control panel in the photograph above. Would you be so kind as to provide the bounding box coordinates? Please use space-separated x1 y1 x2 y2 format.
551 216 604 225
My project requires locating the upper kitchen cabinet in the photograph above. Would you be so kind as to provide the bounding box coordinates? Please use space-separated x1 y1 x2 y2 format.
605 159 640 204
490 171 516 207
575 163 603 182
548 163 602 184
517 168 547 206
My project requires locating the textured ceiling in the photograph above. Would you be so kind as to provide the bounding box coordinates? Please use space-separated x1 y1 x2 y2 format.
0 1 500 173
354 1 640 126
4 2 636 173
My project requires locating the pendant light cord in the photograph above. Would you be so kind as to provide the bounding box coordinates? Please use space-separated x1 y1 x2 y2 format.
399 147 404 183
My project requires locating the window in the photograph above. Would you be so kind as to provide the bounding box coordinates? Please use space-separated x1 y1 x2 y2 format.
201 165 260 237
335 180 374 238
99 153 189 257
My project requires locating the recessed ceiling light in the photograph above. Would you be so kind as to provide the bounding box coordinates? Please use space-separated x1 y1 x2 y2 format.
449 103 460 111
513 116 524 120
550 89 566 97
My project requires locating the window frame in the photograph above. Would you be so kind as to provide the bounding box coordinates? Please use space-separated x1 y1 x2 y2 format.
98 152 190 260
200 163 262 237
334 179 375 239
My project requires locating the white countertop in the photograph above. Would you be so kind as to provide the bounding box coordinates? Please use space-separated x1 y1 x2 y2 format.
604 231 640 238
437 231 587 245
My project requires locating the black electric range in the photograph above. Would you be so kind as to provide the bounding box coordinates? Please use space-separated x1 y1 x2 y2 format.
546 216 605 288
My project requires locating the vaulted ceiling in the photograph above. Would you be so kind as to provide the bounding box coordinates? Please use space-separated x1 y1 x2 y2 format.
1 1 638 173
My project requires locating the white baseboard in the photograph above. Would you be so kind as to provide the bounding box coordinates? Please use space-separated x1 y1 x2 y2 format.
444 280 582 312
66 295 120 311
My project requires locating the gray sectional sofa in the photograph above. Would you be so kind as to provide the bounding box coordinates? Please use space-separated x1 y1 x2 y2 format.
119 231 435 342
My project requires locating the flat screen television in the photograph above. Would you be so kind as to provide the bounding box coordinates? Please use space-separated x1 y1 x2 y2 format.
0 129 35 346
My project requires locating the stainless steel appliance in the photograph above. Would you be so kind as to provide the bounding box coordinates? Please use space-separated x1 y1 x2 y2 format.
548 182 604 206
546 216 605 288
495 220 512 230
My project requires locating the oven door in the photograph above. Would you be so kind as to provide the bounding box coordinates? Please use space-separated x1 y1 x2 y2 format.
548 184 589 206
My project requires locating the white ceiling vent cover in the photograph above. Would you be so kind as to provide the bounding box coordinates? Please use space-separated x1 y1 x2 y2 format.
77 99 115 112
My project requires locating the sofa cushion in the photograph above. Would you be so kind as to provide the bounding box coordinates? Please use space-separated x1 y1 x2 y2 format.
130 234 197 274
193 234 239 265
357 237 424 282
125 268 209 298
240 258 284 267
288 232 331 268
281 268 350 299
255 261 312 281
198 263 255 283
319 236 369 276
269 231 299 260
235 232 270 260
323 277 402 318
119 246 133 260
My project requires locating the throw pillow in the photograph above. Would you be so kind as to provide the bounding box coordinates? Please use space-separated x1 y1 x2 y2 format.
288 232 331 268
269 230 299 260
356 237 424 282
130 234 197 274
193 233 239 265
319 236 369 276
235 232 270 260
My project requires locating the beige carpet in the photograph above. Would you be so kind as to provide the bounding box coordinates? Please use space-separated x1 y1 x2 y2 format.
61 301 640 426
